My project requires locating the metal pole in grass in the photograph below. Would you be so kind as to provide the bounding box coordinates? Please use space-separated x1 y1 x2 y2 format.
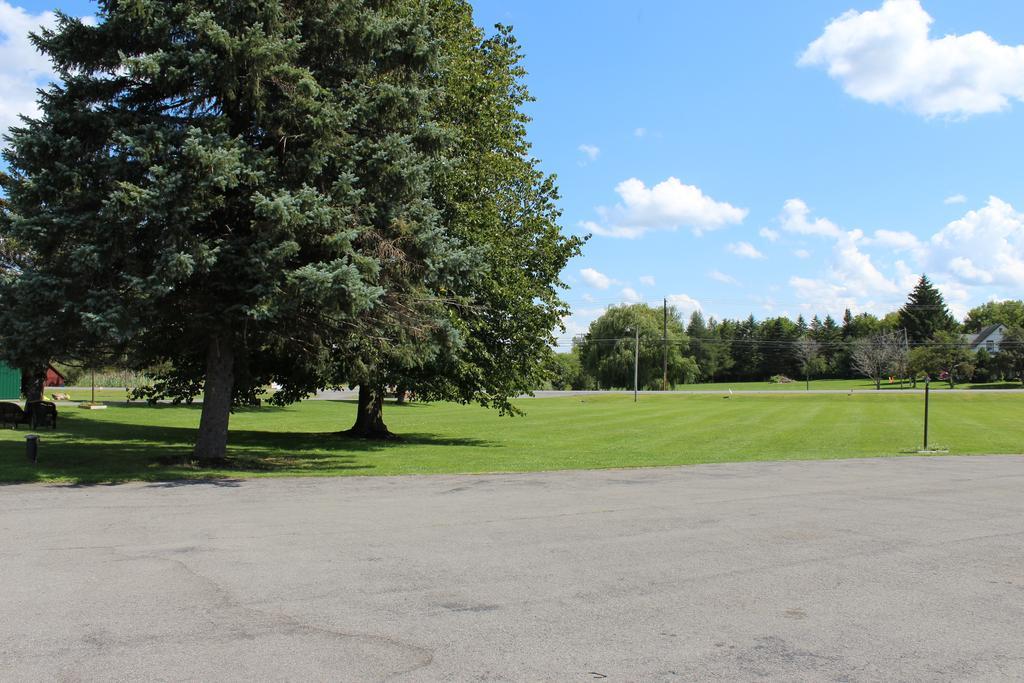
923 376 930 450
662 298 668 392
633 326 639 403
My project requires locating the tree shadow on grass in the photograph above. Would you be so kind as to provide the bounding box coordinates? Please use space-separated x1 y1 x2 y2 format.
144 478 243 488
0 406 497 486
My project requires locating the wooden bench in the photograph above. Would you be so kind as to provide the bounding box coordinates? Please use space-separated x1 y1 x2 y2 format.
0 402 30 429
26 401 57 429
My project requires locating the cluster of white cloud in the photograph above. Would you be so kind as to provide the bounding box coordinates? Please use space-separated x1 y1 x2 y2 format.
0 2 57 133
930 197 1024 287
779 196 1024 318
578 189 1024 321
779 199 841 238
581 176 748 239
779 199 909 313
800 0 1024 118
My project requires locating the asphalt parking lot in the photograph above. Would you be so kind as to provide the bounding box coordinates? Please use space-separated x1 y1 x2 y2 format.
2 455 1023 681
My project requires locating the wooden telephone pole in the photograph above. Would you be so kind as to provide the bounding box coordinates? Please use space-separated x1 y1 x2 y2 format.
662 298 668 391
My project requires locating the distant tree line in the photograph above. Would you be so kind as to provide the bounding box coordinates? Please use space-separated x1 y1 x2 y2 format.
547 276 1024 390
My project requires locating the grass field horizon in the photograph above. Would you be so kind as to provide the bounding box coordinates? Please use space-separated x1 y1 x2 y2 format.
1 392 1021 484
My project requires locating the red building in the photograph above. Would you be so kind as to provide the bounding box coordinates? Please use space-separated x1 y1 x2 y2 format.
44 365 66 387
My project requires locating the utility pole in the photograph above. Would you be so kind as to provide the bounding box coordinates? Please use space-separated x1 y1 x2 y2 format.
634 326 640 403
662 298 668 391
923 376 930 450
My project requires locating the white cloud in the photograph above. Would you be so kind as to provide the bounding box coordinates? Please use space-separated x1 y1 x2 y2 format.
634 127 647 137
727 241 765 259
789 276 868 316
667 294 702 317
583 176 747 239
944 194 967 205
779 194 1024 316
799 0 1024 118
578 144 600 162
830 230 899 296
579 220 647 240
780 198 842 237
759 227 780 242
709 270 739 285
948 257 993 284
0 2 58 134
934 280 971 320
638 275 656 287
929 196 1024 287
867 229 921 251
864 229 928 264
782 201 902 314
779 195 1024 316
621 287 643 304
893 259 919 291
580 267 613 290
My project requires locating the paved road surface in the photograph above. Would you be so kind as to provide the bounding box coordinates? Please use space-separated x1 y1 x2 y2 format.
3 456 1023 680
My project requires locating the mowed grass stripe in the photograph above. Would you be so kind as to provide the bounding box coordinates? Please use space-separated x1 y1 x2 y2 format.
0 393 1021 483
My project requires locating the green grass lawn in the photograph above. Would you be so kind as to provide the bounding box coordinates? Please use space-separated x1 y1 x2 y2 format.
47 388 140 402
1 392 1021 484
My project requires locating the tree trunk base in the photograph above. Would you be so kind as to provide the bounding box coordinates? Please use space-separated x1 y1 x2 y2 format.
342 384 398 440
338 426 401 441
193 336 235 464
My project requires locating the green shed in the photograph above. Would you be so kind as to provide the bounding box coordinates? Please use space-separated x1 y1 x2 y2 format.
0 362 20 400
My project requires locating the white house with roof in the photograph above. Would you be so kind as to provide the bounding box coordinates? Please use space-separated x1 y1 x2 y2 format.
963 324 1007 353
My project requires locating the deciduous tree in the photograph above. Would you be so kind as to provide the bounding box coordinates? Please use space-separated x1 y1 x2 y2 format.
578 304 694 389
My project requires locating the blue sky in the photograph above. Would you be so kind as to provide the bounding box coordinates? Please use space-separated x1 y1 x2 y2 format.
4 1 1024 347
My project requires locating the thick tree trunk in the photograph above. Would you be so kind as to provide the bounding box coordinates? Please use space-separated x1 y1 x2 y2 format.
193 336 235 463
22 367 46 402
344 384 395 439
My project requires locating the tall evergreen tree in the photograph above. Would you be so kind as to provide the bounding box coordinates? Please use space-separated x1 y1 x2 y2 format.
898 275 958 343
819 314 842 369
841 308 854 337
731 315 763 381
